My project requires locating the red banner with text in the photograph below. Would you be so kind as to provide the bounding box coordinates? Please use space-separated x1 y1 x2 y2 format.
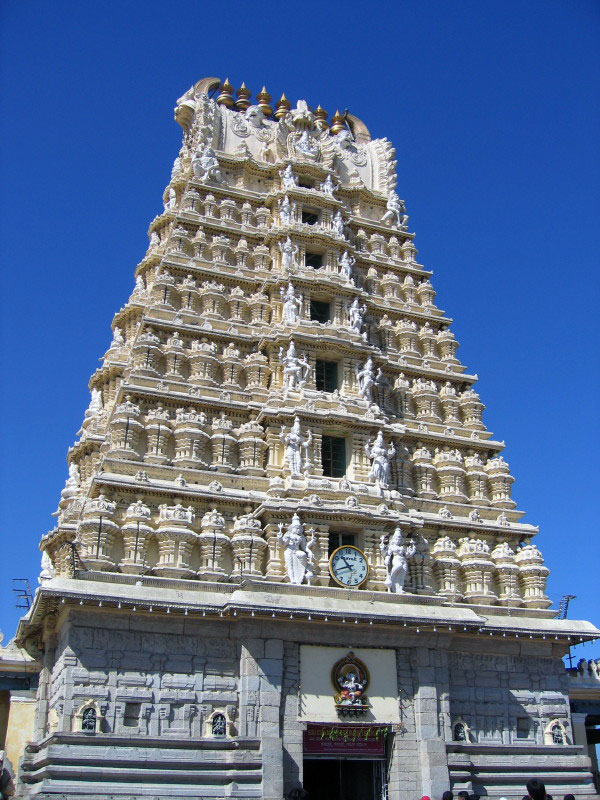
303 723 390 755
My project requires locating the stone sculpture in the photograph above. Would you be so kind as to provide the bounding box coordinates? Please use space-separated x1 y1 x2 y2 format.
332 209 345 238
279 236 299 272
279 163 297 190
355 356 378 402
338 250 355 282
280 282 303 325
278 195 294 226
193 145 223 183
280 416 312 476
365 431 395 490
347 296 366 335
319 174 336 195
381 190 409 229
380 527 416 593
279 341 310 392
277 513 315 585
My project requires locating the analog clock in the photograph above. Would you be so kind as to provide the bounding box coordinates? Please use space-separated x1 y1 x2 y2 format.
329 545 369 588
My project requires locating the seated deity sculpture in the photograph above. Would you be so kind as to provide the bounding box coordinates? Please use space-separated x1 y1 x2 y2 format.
381 190 409 229
193 145 223 183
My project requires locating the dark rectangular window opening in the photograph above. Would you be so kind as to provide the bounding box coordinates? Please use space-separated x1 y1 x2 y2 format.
328 531 356 557
315 360 338 392
305 252 323 269
516 717 531 739
310 300 331 324
302 210 319 226
298 179 314 189
322 435 346 477
123 702 141 728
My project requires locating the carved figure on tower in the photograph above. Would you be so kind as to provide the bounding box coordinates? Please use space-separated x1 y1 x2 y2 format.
279 341 311 392
278 195 295 226
347 296 367 336
280 282 303 325
193 144 223 183
380 527 416 593
277 513 315 585
279 163 297 190
279 235 299 273
381 190 409 229
365 431 395 490
332 209 346 238
294 130 319 159
355 356 379 402
280 416 312 476
319 174 336 196
339 250 355 282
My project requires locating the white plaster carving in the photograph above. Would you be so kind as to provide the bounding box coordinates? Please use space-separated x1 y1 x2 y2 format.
277 513 315 585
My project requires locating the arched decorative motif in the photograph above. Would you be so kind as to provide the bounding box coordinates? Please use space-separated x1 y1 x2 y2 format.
72 700 101 734
211 712 227 737
544 718 567 745
452 718 472 743
331 651 370 717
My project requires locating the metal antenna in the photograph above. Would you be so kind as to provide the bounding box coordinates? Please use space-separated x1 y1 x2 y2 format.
12 578 33 609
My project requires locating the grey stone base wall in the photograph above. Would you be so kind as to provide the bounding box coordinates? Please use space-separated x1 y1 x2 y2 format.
16 609 599 800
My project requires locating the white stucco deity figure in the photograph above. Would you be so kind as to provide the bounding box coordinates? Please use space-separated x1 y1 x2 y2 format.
380 527 416 593
334 129 353 151
280 164 297 190
278 195 295 226
294 130 319 159
277 513 315 585
365 431 395 490
110 327 124 348
193 145 223 183
332 209 345 238
355 356 379 402
244 104 266 128
338 250 355 282
39 550 55 585
319 174 336 196
170 155 181 180
347 296 367 335
381 190 409 229
279 341 311 392
279 235 299 273
149 231 160 250
280 282 303 324
280 417 313 476
134 274 147 295
85 388 102 418
165 187 177 210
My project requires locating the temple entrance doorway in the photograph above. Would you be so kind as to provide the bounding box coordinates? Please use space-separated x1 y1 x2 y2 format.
303 757 387 800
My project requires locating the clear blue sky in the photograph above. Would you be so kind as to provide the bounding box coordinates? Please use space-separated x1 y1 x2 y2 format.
1 0 598 660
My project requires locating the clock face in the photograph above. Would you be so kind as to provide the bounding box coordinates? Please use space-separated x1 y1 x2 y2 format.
329 545 369 588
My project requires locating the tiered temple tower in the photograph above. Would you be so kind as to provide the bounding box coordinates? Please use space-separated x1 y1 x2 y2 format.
15 78 599 800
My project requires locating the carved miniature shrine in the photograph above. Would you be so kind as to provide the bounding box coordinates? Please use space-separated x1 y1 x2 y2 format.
14 77 600 800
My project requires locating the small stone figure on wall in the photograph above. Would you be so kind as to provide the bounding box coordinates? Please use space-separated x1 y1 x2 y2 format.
280 282 303 325
280 416 312 476
347 296 367 336
380 527 416 593
279 341 311 392
81 707 97 733
319 174 336 196
277 513 315 585
280 163 297 190
279 235 299 273
381 190 409 229
355 356 378 402
338 250 355 282
193 145 223 183
365 431 395 490
332 209 345 238
278 195 295 226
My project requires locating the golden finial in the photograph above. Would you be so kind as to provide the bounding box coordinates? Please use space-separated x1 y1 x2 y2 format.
256 86 273 118
274 93 291 121
329 109 346 135
235 82 251 111
314 104 329 131
217 78 235 108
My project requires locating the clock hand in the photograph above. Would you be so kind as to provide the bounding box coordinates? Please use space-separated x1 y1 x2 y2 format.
335 564 353 572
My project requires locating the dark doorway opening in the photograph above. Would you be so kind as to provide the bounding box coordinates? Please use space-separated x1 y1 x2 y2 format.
303 758 382 800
